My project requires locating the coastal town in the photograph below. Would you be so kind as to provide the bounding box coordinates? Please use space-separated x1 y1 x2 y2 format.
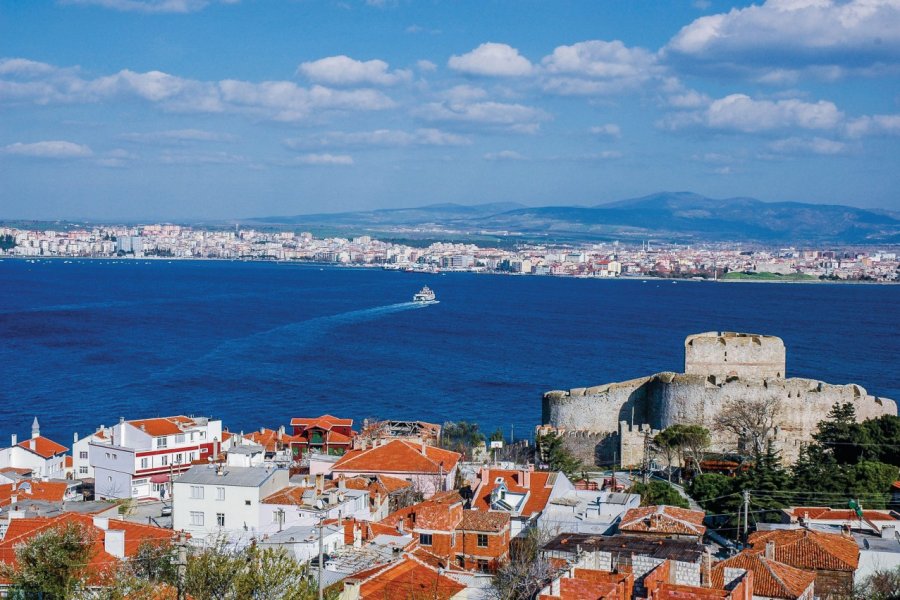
1 224 898 282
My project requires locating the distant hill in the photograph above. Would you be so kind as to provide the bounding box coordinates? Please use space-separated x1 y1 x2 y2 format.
247 193 900 244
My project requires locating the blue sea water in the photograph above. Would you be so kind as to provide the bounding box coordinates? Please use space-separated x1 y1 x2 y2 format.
0 259 898 446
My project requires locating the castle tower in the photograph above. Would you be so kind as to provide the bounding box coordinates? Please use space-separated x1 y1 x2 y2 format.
684 332 785 380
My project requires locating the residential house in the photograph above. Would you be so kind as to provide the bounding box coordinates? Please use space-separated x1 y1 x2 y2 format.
89 415 223 500
538 490 641 536
290 415 355 458
781 506 900 535
72 428 109 480
712 550 815 600
331 440 460 498
0 419 68 479
259 522 345 564
383 491 511 573
538 567 635 600
338 474 412 521
172 464 288 544
617 505 707 541
470 466 574 537
748 528 859 600
243 426 302 464
259 476 370 534
339 554 467 600
644 560 753 600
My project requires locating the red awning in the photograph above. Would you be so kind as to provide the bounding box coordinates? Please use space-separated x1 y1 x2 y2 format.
149 474 170 484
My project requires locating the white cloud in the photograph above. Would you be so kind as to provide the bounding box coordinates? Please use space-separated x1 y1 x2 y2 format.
448 43 533 77
297 56 411 86
484 150 526 161
439 85 487 103
285 128 470 149
662 93 843 132
416 60 437 72
417 100 549 133
159 150 247 165
666 0 900 77
121 129 237 144
2 140 93 158
540 40 659 96
288 153 354 166
845 114 900 137
60 0 238 14
768 136 847 155
589 124 621 138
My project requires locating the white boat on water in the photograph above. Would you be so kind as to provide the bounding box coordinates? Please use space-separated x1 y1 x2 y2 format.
413 286 438 303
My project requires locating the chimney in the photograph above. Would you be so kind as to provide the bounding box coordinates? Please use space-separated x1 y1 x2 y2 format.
523 467 531 489
11 433 17 446
342 579 361 600
28 439 35 452
421 442 427 456
881 525 896 540
74 432 79 444
338 477 346 490
765 541 775 560
353 523 362 548
119 417 125 425
93 516 110 530
316 473 325 494
10 494 17 504
104 528 126 559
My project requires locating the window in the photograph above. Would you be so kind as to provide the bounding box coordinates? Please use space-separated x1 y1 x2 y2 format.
190 512 204 526
216 513 225 527
419 534 433 546
140 458 148 469
156 437 168 448
79 451 88 459
161 455 168 466
190 432 195 441
190 486 204 499
79 466 88 474
216 487 225 501
175 453 183 464
199 431 206 439
105 453 111 459
477 534 489 548
477 560 490 574
244 500 251 506
175 434 185 444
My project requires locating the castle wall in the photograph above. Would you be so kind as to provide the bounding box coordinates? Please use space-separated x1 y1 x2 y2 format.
684 332 785 380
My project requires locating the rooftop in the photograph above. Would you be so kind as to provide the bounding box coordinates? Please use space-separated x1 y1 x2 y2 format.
543 533 705 563
175 465 281 487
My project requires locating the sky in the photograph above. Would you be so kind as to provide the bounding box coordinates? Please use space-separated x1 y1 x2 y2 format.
1 0 899 220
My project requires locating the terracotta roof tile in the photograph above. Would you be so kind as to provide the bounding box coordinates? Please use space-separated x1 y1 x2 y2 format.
460 510 510 533
355 555 465 600
291 415 354 430
128 417 193 437
15 480 69 502
17 436 68 458
712 551 815 599
785 506 900 522
262 486 313 505
384 498 464 532
333 440 460 475
618 506 707 537
472 469 556 517
244 428 302 453
748 528 859 571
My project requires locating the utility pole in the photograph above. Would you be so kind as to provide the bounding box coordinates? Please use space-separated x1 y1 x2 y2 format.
175 532 187 600
317 514 324 600
641 431 651 485
743 490 750 541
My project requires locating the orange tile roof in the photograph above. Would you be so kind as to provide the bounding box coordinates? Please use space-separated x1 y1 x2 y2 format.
785 506 900 522
618 505 707 537
333 440 461 475
472 469 555 517
712 551 815 600
291 415 353 430
384 498 464 532
748 528 859 571
15 480 69 502
128 417 194 437
460 510 510 533
244 428 302 453
355 555 465 600
262 485 313 505
539 568 633 600
17 436 68 458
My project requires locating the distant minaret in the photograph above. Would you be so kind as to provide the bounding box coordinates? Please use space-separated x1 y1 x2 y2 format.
31 417 40 439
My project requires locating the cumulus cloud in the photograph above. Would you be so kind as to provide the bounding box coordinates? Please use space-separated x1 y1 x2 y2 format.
288 153 354 166
845 114 900 137
0 59 396 121
448 43 533 77
417 100 549 133
484 150 527 161
589 124 621 138
60 0 239 14
768 136 847 155
121 129 237 144
297 55 411 86
661 93 843 132
540 40 659 95
666 0 900 78
416 60 437 72
285 128 470 149
2 140 93 158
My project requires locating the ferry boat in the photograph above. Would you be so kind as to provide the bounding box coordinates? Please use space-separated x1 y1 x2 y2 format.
413 286 437 303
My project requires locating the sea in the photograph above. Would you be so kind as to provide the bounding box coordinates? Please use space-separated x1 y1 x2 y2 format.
1 258 898 447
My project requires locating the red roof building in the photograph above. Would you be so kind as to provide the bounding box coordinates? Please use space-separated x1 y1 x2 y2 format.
617 505 707 540
332 440 460 498
471 466 566 537
289 415 355 458
1 419 68 480
712 550 815 600
341 554 466 600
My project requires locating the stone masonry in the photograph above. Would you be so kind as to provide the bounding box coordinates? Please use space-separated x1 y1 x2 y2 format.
542 332 897 466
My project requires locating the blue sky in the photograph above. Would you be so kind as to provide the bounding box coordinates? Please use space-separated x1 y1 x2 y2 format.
1 0 899 220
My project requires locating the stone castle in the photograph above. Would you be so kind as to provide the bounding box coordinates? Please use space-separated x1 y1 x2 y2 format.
542 332 897 466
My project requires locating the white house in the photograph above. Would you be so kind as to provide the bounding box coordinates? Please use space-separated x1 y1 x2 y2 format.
172 464 289 545
259 523 344 564
90 415 223 500
72 428 110 480
259 476 370 535
0 419 68 480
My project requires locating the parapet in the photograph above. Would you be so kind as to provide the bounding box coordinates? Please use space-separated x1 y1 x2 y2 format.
684 331 786 380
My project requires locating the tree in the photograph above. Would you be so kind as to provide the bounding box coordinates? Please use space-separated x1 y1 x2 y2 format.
736 443 791 523
628 481 689 509
854 565 900 600
654 429 680 482
714 396 782 459
441 421 485 460
0 522 96 599
536 432 583 480
490 526 556 600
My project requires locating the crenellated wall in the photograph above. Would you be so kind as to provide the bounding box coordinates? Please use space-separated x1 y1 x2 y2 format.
542 333 896 466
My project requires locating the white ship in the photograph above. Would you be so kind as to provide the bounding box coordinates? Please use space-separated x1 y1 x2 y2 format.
413 286 437 303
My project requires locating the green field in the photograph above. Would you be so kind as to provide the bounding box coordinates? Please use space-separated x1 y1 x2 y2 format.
722 271 816 281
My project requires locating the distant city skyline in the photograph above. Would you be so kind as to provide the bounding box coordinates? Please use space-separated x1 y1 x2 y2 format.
1 0 899 220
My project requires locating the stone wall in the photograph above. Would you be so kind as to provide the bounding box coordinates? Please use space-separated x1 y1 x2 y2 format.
684 331 785 380
542 333 897 465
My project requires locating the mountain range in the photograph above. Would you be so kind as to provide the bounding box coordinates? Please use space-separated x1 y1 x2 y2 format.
247 192 900 244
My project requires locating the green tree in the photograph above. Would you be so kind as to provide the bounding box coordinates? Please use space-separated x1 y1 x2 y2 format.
0 522 96 600
654 429 680 482
736 443 791 523
536 431 583 480
441 421 485 459
628 480 689 509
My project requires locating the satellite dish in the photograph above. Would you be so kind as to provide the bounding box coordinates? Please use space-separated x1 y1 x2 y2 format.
316 499 324 510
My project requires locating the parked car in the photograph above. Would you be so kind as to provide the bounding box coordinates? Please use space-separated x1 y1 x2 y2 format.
161 504 172 517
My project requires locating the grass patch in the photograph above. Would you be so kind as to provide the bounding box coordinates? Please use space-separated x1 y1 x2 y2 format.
722 271 816 281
